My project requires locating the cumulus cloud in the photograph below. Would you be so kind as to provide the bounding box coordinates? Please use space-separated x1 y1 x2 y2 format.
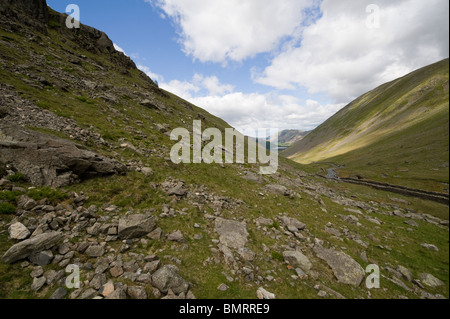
141 0 448 132
147 0 315 63
137 64 164 83
254 0 450 102
113 43 127 55
160 75 343 134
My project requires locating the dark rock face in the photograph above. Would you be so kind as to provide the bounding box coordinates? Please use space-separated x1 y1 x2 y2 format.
0 124 126 187
0 0 49 22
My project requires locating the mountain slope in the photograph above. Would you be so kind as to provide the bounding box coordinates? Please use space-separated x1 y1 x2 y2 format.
283 59 449 192
0 0 448 301
269 130 311 147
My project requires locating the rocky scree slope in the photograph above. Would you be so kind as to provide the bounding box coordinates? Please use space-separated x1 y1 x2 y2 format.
0 0 448 300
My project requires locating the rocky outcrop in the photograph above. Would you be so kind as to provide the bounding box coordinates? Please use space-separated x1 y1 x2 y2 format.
2 231 64 264
0 0 49 23
0 124 126 187
0 0 49 34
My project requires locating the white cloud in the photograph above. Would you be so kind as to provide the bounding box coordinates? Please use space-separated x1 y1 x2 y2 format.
113 43 127 56
147 0 315 63
160 75 343 134
255 0 450 102
137 64 164 83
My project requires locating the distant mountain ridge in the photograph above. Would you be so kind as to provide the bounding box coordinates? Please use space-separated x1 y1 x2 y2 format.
269 130 311 147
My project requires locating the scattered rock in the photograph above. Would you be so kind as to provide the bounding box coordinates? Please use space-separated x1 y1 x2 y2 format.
16 195 37 210
127 286 148 299
8 222 31 240
265 184 289 196
421 243 439 252
100 281 115 298
0 124 126 187
29 250 54 266
167 230 185 243
141 167 153 177
283 251 312 271
85 244 105 257
147 227 163 240
280 216 306 232
110 265 124 278
420 273 444 288
217 283 229 291
2 231 63 264
256 287 276 300
238 247 256 262
49 287 67 299
118 214 157 239
151 265 189 295
313 246 365 287
215 218 249 249
31 276 46 292
255 216 273 226
397 265 413 282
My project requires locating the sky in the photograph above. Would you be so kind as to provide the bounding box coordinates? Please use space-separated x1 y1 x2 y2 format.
47 0 449 135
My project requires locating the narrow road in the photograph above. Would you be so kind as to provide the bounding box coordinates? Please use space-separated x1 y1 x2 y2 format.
322 168 449 206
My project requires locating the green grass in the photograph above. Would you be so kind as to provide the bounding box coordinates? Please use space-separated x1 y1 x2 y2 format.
27 187 68 204
286 59 449 193
7 173 26 183
0 16 448 300
0 203 16 215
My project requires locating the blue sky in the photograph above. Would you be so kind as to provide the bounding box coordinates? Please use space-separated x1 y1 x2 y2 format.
47 0 449 135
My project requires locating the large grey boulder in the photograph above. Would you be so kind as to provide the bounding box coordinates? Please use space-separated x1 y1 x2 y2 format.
118 214 157 239
152 265 190 295
313 246 365 287
0 124 126 187
214 218 249 249
2 232 64 264
283 251 313 271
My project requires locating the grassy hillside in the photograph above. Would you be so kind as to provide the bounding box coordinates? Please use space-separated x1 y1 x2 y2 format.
284 59 449 193
0 2 448 301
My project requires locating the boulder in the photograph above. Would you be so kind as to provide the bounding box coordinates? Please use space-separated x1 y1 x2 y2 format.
2 231 63 264
280 216 306 232
283 251 312 271
118 214 157 239
420 273 444 288
167 230 185 243
256 287 276 299
265 184 288 196
16 195 37 210
152 265 189 295
0 124 126 187
421 243 439 252
85 244 105 257
8 222 30 240
29 250 54 266
214 218 249 249
313 246 365 287
254 216 273 226
127 286 148 299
